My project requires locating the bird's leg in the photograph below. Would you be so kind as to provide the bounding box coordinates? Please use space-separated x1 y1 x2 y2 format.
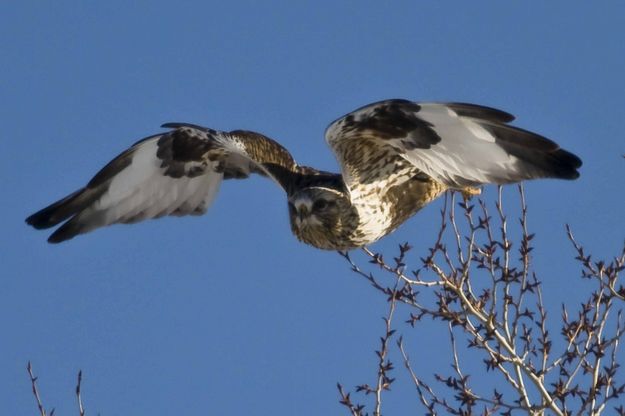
460 186 482 201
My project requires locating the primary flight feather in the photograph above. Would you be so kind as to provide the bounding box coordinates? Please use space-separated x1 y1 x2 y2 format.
26 99 581 249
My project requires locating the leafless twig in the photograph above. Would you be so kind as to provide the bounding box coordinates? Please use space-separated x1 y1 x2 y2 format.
26 364 89 416
76 370 85 416
27 362 53 416
337 186 625 415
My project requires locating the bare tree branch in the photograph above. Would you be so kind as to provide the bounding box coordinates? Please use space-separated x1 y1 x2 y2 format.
76 370 85 416
337 186 624 415
26 364 89 416
27 362 53 416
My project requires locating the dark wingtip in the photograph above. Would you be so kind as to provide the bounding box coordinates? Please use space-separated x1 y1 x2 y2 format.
47 232 69 244
26 210 74 243
46 218 83 244
161 122 210 130
560 170 580 180
550 148 582 180
25 189 86 230
26 209 61 230
446 102 516 123
47 235 64 244
25 213 43 228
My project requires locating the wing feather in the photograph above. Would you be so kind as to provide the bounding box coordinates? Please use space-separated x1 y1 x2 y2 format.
326 99 581 189
26 125 299 243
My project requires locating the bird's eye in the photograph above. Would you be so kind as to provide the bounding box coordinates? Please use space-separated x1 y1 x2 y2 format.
313 199 328 211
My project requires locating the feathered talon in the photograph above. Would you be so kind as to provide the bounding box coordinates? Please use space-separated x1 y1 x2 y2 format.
461 187 482 201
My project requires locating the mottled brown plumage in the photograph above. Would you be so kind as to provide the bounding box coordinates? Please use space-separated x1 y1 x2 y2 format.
26 99 582 249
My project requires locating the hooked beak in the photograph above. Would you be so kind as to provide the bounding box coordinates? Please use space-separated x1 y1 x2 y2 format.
297 205 310 222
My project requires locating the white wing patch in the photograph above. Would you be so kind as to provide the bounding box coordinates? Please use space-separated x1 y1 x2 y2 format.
78 138 223 232
326 99 580 190
27 99 581 246
397 103 519 187
27 124 302 243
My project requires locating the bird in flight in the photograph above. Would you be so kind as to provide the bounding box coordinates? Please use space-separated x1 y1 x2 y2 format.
26 99 581 249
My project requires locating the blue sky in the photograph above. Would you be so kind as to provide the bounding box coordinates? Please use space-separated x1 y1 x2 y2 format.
2 1 624 414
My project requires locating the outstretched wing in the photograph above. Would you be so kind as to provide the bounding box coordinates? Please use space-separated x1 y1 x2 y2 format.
326 99 582 189
26 125 298 243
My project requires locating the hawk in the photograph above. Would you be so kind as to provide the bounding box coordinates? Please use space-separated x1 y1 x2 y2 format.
26 99 582 249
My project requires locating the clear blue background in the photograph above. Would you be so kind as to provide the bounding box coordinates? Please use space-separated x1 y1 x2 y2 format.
2 1 624 414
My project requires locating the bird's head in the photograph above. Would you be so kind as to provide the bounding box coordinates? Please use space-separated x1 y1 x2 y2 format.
287 187 357 250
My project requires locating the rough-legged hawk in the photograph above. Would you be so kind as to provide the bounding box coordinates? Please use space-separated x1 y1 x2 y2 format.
26 99 581 249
